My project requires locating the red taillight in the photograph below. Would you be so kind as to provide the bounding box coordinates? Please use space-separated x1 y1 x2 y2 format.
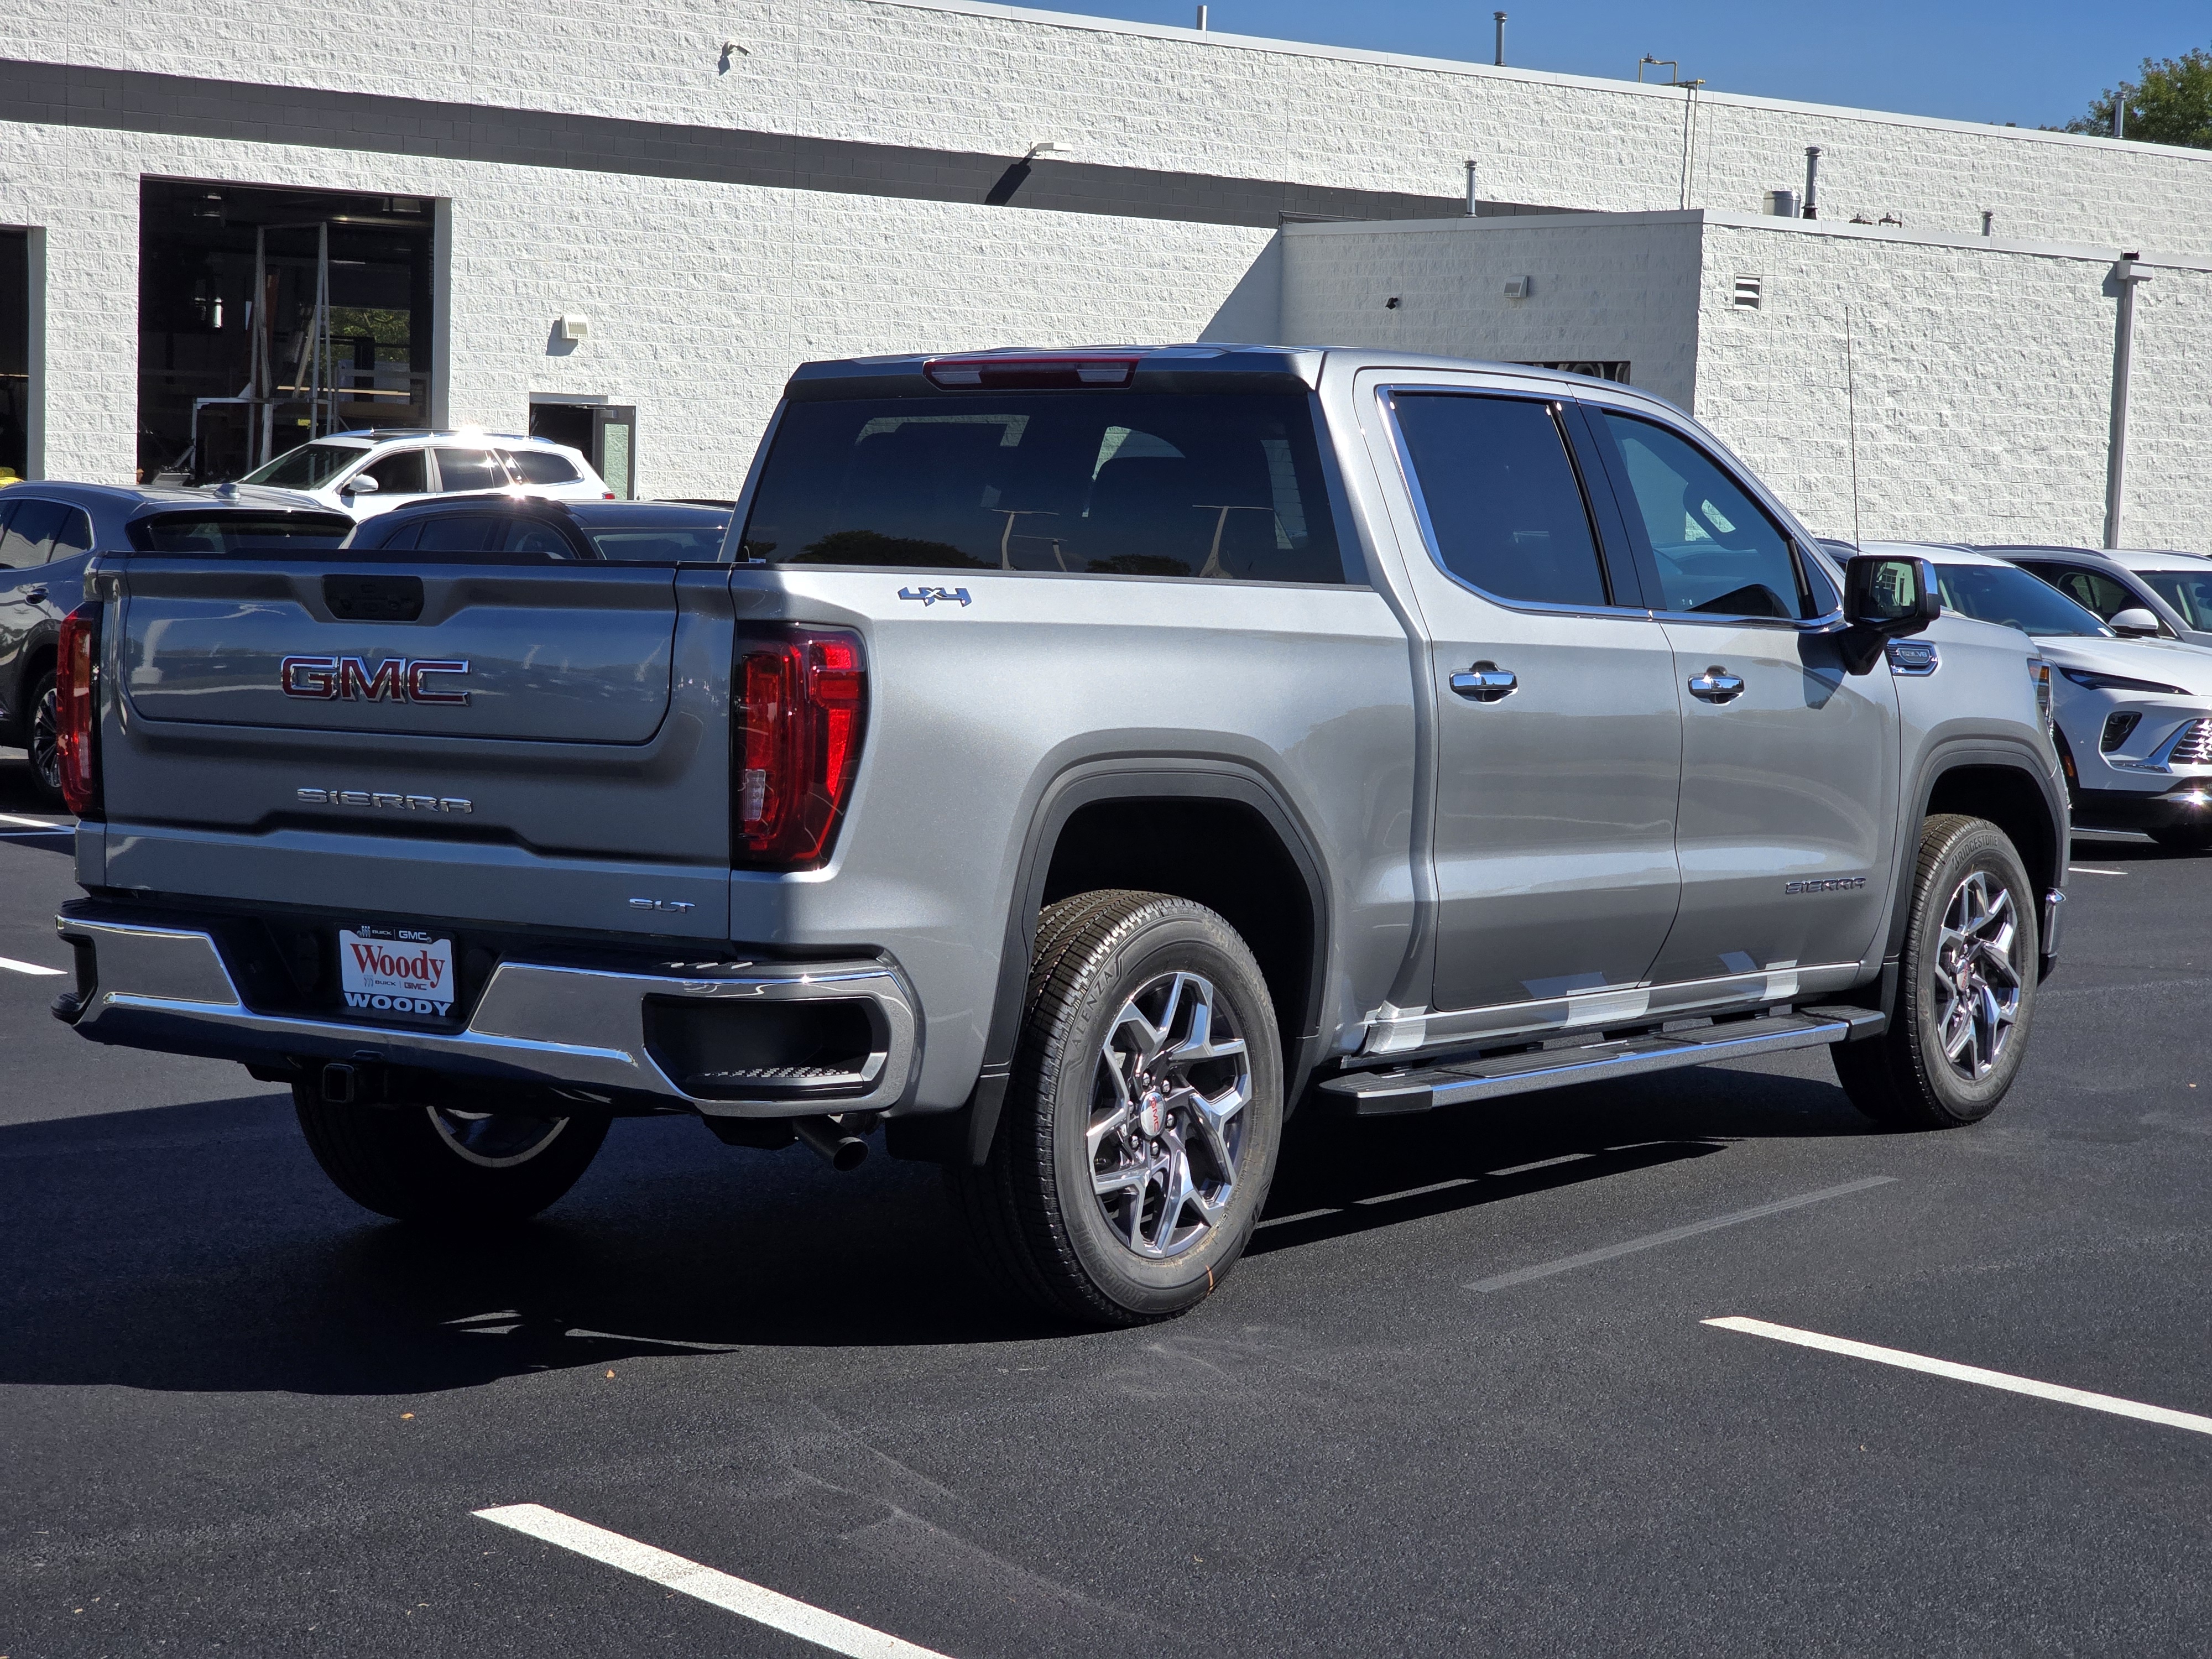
923 352 1139 390
57 603 101 818
733 627 867 868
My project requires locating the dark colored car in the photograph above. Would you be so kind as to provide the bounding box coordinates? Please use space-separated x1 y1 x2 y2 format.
342 494 731 561
0 482 352 804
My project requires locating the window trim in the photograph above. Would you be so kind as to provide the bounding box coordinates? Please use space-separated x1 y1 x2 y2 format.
1575 401 1844 632
1376 384 1641 620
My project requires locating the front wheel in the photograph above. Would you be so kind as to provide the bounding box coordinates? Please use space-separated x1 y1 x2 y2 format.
949 890 1284 1326
294 1083 609 1225
1832 814 2038 1129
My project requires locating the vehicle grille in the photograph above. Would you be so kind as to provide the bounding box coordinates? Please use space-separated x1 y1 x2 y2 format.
2169 719 2212 765
2101 712 2141 753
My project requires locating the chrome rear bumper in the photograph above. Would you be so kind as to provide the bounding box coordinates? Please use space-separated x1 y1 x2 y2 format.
54 912 917 1117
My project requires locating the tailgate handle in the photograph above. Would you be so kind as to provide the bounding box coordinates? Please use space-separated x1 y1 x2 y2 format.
323 574 424 623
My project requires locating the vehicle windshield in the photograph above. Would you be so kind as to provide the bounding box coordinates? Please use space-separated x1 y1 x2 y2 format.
585 524 728 561
2139 569 2212 632
239 443 366 489
1936 563 2112 637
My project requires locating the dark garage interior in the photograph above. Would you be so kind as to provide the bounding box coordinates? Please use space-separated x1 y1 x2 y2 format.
137 179 436 483
0 228 26 483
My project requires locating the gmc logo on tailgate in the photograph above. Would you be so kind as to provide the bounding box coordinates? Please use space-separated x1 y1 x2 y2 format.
280 656 471 705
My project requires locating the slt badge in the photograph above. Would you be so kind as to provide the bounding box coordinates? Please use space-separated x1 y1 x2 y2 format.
896 586 972 608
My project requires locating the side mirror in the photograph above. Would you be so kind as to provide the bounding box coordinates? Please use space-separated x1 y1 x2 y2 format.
1839 553 1941 675
340 473 380 495
2109 607 2162 637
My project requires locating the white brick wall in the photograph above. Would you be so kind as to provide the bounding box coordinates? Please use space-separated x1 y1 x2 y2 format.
17 0 2210 251
0 118 1271 492
1282 213 1705 408
3 0 2209 535
1280 210 2211 549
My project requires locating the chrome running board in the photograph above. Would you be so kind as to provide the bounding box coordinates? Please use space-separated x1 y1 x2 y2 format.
1317 1006 1885 1117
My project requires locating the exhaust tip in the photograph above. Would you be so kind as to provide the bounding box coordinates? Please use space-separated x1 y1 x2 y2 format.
792 1114 870 1172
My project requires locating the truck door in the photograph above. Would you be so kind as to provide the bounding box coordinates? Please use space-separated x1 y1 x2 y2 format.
1574 405 1898 989
1368 384 1684 1016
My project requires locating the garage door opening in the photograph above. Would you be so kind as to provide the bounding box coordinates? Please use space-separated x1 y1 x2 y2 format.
138 179 436 484
0 229 27 483
530 400 636 499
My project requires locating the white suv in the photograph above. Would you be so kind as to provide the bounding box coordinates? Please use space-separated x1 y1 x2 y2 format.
236 429 614 518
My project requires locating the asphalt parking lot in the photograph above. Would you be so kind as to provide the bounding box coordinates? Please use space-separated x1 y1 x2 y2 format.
4 758 2210 1658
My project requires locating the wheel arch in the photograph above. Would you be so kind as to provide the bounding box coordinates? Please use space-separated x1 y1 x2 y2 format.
892 758 1332 1166
1888 739 2069 977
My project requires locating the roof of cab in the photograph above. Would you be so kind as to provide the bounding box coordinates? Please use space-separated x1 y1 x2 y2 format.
782 343 1643 402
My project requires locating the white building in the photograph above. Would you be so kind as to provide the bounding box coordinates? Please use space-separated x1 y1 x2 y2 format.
2 0 2206 545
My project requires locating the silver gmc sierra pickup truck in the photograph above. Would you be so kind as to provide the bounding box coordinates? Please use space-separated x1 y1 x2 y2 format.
50 346 2067 1326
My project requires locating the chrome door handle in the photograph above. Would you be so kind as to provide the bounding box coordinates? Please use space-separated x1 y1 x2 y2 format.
19 586 45 604
1449 662 1517 702
1687 666 1745 703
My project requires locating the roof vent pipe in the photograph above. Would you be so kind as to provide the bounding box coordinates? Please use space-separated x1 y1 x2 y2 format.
1465 159 1479 216
1802 147 1822 220
1764 189 1798 218
1194 4 1207 29
1982 210 1995 237
1494 11 1507 67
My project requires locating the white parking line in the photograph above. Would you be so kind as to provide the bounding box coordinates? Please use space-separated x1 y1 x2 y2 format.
474 1503 957 1658
0 954 65 977
1706 1316 2212 1436
1466 1176 1896 1292
2068 865 2127 876
0 812 61 829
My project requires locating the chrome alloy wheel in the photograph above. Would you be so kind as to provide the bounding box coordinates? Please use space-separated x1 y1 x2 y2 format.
1933 869 2022 1081
1088 971 1252 1260
427 1107 570 1168
29 682 60 794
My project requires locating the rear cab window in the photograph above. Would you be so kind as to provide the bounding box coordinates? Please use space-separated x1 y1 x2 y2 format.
738 390 1347 583
127 512 357 554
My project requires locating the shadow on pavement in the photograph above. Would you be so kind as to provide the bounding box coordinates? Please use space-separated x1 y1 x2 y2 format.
0 1058 1874 1396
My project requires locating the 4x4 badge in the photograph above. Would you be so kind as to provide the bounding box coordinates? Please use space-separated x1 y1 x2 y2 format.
897 586 972 607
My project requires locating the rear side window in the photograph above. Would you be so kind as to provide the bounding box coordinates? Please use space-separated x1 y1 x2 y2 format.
128 511 356 554
739 393 1346 583
1594 413 1812 619
54 508 94 559
434 450 507 493
2046 566 2139 623
0 498 67 566
1389 394 1609 608
2142 569 2212 630
504 449 581 485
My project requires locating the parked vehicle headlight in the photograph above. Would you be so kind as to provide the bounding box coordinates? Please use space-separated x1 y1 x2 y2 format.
2057 665 2185 695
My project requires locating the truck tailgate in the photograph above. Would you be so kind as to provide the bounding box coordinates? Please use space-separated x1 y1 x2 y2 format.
88 557 736 938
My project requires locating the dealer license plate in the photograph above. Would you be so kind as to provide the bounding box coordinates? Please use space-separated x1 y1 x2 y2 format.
338 926 457 1019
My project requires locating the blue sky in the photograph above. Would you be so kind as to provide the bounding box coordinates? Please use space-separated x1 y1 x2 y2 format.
1047 2 2208 131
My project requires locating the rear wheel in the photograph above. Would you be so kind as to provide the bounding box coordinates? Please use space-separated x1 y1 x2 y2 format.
294 1082 609 1225
1833 814 2038 1129
2148 825 2212 853
25 670 61 809
949 890 1283 1326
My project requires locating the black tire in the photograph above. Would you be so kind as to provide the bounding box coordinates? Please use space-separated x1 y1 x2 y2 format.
294 1082 609 1225
1833 814 2039 1130
2148 825 2212 853
948 890 1284 1327
25 670 62 810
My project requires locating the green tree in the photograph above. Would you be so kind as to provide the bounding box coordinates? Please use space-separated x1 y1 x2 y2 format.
2064 45 2212 148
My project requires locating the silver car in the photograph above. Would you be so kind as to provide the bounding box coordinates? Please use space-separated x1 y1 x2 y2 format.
1986 544 2212 649
1874 542 2212 852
